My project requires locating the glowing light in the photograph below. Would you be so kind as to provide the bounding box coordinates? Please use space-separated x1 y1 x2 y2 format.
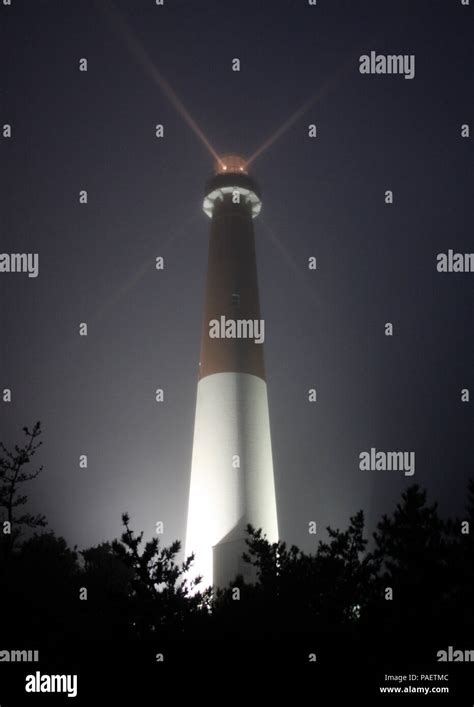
215 154 248 175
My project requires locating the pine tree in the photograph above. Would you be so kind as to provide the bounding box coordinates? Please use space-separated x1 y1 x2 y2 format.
0 422 46 556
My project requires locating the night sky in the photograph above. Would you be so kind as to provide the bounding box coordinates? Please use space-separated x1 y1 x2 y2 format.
1 0 473 557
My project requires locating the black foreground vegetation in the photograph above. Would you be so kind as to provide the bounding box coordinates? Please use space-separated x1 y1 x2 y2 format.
1 423 473 645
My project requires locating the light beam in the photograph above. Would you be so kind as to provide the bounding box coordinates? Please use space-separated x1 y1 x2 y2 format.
247 51 361 168
259 218 323 312
93 211 200 323
98 0 222 167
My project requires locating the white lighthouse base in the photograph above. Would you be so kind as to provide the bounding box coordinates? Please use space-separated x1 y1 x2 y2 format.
185 372 278 589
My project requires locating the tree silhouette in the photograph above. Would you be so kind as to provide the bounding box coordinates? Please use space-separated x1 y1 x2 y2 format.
314 510 379 627
1 419 473 644
104 512 211 638
1 531 79 640
441 478 474 634
0 421 46 557
78 542 135 639
212 512 377 638
368 484 452 633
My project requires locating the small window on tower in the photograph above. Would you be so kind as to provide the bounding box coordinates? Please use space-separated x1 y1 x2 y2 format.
231 293 240 306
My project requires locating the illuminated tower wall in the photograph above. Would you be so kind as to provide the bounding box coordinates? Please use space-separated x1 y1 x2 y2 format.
185 155 278 589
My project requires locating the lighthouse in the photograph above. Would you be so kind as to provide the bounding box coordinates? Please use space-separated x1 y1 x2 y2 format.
185 154 279 589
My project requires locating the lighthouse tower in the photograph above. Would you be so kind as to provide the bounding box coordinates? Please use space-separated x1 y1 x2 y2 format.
185 155 278 589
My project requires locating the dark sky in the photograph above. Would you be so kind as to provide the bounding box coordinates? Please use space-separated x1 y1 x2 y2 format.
1 0 473 556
